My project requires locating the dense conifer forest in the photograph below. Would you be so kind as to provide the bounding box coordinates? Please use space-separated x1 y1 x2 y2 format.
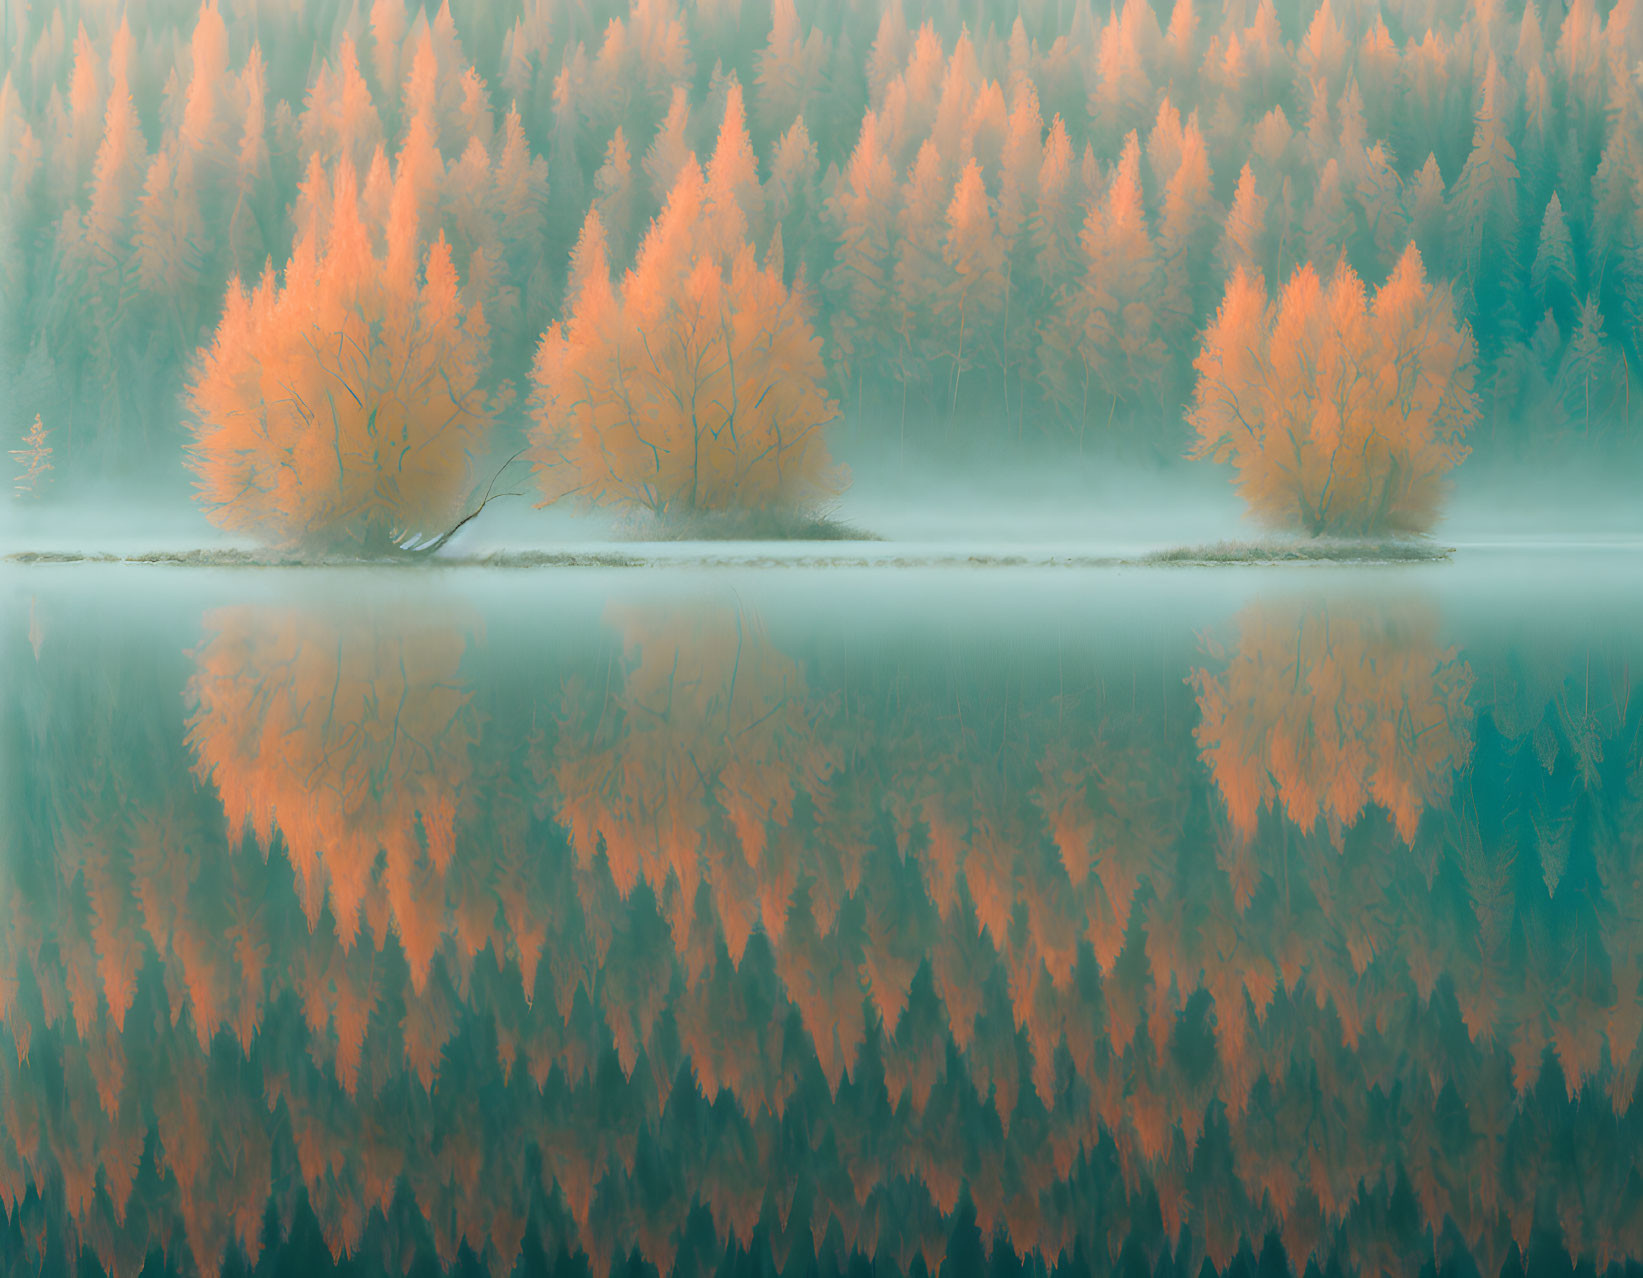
1 0 1635 537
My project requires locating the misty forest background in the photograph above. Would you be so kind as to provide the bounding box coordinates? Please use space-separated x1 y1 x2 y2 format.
1 0 1639 511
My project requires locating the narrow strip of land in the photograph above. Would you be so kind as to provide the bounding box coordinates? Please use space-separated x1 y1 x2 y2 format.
4 540 1453 569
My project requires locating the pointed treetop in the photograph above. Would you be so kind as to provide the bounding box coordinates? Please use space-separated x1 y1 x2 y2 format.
946 157 992 243
69 20 101 138
565 207 612 313
632 156 707 315
1007 16 1033 89
1518 0 1545 68
930 26 979 164
709 79 756 191
293 149 330 247
1218 162 1267 277
1299 0 1346 86
1531 191 1577 309
867 1 910 104
998 81 1042 236
85 14 143 252
1166 0 1198 65
904 136 945 214
1383 237 1429 294
1036 113 1072 214
1108 130 1146 236
593 126 635 260
1415 151 1446 196
1147 97 1184 191
458 67 493 151
370 0 408 99
644 85 694 205
180 1 229 157
1162 112 1212 234
705 79 762 256
110 16 134 92
326 152 371 284
1478 52 1505 122
902 22 945 115
1360 16 1398 81
390 99 443 250
494 103 548 230
403 27 438 125
1338 78 1366 158
238 42 267 135
768 115 819 209
1251 104 1292 172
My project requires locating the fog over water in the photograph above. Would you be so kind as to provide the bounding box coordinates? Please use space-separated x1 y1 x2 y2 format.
6 442 1643 558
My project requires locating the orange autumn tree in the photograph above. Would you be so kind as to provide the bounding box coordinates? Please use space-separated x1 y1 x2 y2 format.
1188 243 1477 536
529 87 843 520
187 145 495 555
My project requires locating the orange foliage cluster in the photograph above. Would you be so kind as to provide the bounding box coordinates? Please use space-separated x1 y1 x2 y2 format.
531 89 843 517
187 142 495 553
1189 245 1478 534
3 595 1643 1275
1192 600 1475 844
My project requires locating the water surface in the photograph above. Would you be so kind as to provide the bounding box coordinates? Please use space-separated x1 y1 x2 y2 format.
3 559 1641 1277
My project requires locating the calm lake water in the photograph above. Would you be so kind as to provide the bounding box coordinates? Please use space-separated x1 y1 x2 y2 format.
3 558 1642 1277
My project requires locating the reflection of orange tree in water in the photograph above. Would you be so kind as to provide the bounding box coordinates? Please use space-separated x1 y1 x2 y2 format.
552 604 837 968
4 609 1643 1275
1191 599 1475 847
186 606 475 992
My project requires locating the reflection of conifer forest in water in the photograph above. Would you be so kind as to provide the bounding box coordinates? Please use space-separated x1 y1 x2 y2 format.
2 573 1642 1277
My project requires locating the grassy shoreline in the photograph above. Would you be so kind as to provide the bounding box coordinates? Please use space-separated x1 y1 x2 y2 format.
4 538 1453 569
1144 538 1452 564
